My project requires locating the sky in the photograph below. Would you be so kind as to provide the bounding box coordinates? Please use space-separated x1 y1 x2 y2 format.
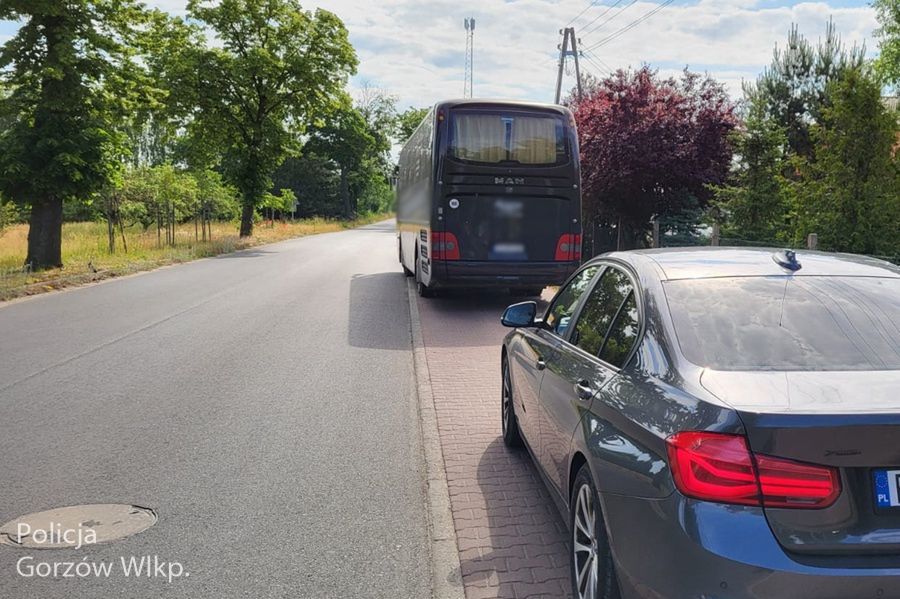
0 1 881 109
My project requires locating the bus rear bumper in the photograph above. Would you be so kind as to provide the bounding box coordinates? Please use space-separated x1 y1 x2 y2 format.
432 260 578 289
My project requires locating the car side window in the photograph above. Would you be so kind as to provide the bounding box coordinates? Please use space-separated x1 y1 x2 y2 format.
571 267 635 362
544 266 601 337
598 292 638 368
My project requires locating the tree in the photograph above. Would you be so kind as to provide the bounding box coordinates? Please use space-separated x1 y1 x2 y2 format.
874 0 900 89
305 105 375 217
791 67 900 255
713 104 792 243
744 20 864 161
396 107 428 145
0 0 152 269
0 198 17 236
183 0 357 237
573 67 737 249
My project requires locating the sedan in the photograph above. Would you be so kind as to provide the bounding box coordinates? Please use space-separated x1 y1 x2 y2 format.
499 247 900 599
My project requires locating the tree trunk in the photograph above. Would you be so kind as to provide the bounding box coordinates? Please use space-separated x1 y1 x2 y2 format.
118 217 128 253
340 165 352 219
25 197 64 270
107 209 116 255
240 201 255 237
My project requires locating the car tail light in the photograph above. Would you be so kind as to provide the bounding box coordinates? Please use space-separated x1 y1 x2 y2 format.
432 232 460 260
554 234 582 261
666 432 840 509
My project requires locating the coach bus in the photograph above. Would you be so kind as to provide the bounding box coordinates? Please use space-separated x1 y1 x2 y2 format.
396 99 582 297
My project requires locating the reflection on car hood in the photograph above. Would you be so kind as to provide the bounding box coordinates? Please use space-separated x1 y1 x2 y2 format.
700 369 900 414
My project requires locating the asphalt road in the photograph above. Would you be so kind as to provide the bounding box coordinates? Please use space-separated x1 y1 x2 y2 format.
0 220 430 598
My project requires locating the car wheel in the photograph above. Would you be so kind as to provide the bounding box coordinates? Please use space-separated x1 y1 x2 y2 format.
416 281 433 298
501 355 523 447
570 464 620 599
414 246 433 297
400 241 414 277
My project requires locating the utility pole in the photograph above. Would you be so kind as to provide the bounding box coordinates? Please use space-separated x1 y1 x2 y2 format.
464 18 475 98
554 27 583 104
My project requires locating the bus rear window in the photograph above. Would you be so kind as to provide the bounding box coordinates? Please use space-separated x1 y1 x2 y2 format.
449 111 567 165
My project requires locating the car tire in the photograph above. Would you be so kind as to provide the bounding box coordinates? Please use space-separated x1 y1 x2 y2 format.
415 246 434 297
400 241 414 277
501 355 523 447
570 464 620 599
416 281 433 298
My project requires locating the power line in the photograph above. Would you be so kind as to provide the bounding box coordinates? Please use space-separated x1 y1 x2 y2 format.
582 49 615 74
582 0 637 39
577 0 625 34
583 0 675 52
565 0 603 28
581 54 611 76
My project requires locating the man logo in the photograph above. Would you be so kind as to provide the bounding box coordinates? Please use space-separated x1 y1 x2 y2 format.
494 177 525 185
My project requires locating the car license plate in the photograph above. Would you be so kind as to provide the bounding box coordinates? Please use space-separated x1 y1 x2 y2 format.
874 469 900 508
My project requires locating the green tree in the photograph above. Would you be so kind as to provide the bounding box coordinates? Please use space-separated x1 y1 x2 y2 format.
874 0 900 89
271 153 341 217
0 0 152 269
306 105 375 218
792 67 900 255
183 0 357 237
0 198 17 235
713 105 792 243
396 107 428 145
129 10 204 168
744 20 864 161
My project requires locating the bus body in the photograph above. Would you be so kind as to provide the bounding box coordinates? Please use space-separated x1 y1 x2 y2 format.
397 99 582 295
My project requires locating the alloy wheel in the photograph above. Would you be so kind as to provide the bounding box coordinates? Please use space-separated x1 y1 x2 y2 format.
573 483 599 599
502 361 511 436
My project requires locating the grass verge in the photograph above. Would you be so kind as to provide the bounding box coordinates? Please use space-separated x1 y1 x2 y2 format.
0 213 392 302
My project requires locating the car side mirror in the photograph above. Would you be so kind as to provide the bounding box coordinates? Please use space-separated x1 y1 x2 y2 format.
501 301 537 328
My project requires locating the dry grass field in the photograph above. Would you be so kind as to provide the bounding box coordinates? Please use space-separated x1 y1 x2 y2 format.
0 214 392 301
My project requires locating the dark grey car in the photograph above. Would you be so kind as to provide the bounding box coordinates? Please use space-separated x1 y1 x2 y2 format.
499 248 900 599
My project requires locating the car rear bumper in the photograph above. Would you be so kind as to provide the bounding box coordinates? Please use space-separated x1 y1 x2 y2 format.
601 491 900 599
431 260 577 289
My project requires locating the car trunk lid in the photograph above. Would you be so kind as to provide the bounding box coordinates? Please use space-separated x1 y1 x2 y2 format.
701 370 900 555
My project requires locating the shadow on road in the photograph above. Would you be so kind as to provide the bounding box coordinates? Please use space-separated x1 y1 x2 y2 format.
348 271 412 350
213 248 276 260
456 438 570 596
415 288 550 349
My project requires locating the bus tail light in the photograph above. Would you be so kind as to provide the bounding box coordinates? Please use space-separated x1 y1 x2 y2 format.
554 234 582 262
666 432 840 509
432 232 460 261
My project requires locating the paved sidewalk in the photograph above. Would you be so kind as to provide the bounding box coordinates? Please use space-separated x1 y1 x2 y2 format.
416 291 570 599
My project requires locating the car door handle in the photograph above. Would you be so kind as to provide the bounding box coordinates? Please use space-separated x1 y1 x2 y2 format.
575 380 594 400
535 357 546 371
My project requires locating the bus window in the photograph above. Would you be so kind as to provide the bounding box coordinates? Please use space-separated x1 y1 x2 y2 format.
449 111 568 166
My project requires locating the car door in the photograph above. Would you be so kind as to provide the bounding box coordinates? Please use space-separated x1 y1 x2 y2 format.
510 265 601 448
537 264 638 497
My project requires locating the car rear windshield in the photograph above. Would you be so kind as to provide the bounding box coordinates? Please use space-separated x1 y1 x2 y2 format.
664 276 900 371
449 110 568 165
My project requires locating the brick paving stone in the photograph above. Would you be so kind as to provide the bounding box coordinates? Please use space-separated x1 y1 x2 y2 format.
417 290 570 599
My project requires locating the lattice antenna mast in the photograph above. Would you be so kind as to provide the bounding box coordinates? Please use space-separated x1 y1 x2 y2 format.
463 18 475 98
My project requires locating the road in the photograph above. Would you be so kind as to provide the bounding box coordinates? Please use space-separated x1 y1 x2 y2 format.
0 220 429 598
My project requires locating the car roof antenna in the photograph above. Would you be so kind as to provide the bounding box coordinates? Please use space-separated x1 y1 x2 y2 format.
772 249 801 272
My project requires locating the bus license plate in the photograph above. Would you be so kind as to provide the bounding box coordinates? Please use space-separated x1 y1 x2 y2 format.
874 470 900 508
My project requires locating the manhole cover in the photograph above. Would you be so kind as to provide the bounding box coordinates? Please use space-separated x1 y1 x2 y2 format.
0 504 157 549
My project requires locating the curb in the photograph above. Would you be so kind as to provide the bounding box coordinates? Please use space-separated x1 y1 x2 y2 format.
407 279 467 599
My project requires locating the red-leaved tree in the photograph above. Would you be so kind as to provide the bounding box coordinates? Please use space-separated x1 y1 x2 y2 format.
573 67 738 249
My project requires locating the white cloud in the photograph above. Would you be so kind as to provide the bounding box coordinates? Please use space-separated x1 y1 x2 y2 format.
148 1 880 105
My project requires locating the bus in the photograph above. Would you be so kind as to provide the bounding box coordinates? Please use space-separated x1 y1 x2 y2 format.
397 99 582 297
